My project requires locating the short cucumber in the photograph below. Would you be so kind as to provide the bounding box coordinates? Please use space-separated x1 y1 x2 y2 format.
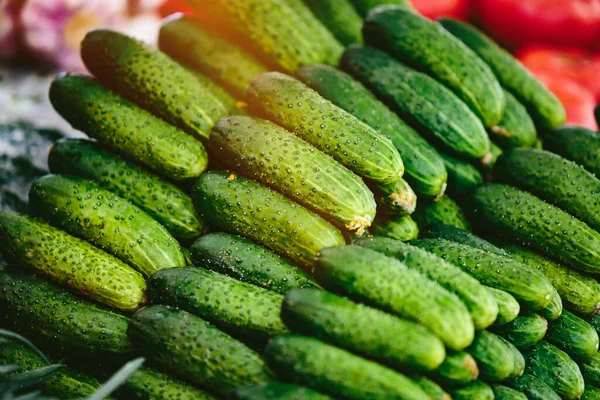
540 285 563 321
191 171 345 268
448 381 494 400
302 0 363 45
413 196 471 232
466 330 524 381
489 90 537 149
431 351 479 387
582 353 600 386
491 313 548 348
511 374 561 400
485 287 520 326
0 211 145 311
264 334 429 400
372 178 417 216
350 0 410 16
422 224 508 255
371 216 420 242
544 126 600 177
410 376 450 400
440 152 483 197
583 386 600 400
491 385 527 400
546 310 599 360
231 382 332 400
281 288 446 371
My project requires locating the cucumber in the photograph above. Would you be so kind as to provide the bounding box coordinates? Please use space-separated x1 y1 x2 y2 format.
29 174 187 277
295 63 447 198
440 152 483 197
185 66 243 115
373 178 417 216
231 382 332 400
410 238 554 310
281 288 446 371
422 224 508 255
491 385 527 400
49 74 208 181
411 376 450 400
469 183 600 275
209 116 376 234
0 269 133 356
486 141 503 172
354 236 498 330
158 14 267 98
511 374 561 400
582 353 600 386
439 18 565 130
489 90 537 149
119 367 217 400
315 245 474 350
544 126 600 177
191 171 345 268
128 305 273 394
546 310 599 360
81 29 227 140
413 196 471 232
583 386 600 400
264 334 429 400
538 285 563 321
371 216 419 241
189 233 318 294
494 148 600 232
448 381 494 400
432 351 479 387
0 211 145 311
350 0 410 16
522 341 585 400
486 287 520 326
302 0 363 45
341 45 490 163
247 72 403 185
491 313 548 348
147 267 287 340
466 330 524 381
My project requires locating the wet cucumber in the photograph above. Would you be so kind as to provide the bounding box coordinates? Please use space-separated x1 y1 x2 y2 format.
422 224 508 255
491 385 527 400
486 287 520 326
511 374 561 400
247 72 403 185
231 382 332 400
439 18 565 130
491 313 548 348
350 0 410 16
209 116 376 233
315 245 475 350
440 152 483 197
49 74 208 181
302 0 363 45
371 216 419 241
264 334 429 400
119 367 217 400
0 211 145 311
489 90 537 149
281 288 446 371
546 310 599 360
583 386 600 400
582 353 600 386
411 376 450 400
189 233 319 294
191 171 345 268
185 66 244 115
413 196 471 232
449 381 494 400
341 45 490 163
432 351 479 387
295 63 447 198
466 330 524 381
373 178 417 216
544 126 600 178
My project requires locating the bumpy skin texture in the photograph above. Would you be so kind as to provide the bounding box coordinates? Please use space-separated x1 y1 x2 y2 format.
0 270 133 356
413 196 471 232
440 152 483 197
491 385 527 400
371 216 419 242
432 352 479 387
449 382 494 400
583 386 600 400
296 63 447 198
186 68 243 115
315 245 474 351
491 313 548 348
439 18 565 130
512 374 561 400
342 45 490 162
373 178 416 216
247 72 403 185
128 305 273 395
489 90 537 149
48 139 203 240
583 353 600 386
545 126 600 177
49 74 208 181
81 29 227 140
191 171 345 268
264 334 429 400
350 0 410 16
231 382 332 400
486 287 520 326
546 310 600 360
469 183 600 275
303 0 363 45
423 224 507 255
281 288 446 371
210 116 376 233
0 211 145 311
540 285 563 321
466 330 524 381
119 367 217 400
410 376 449 400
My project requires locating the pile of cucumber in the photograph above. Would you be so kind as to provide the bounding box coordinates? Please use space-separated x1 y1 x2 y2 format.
2 0 600 399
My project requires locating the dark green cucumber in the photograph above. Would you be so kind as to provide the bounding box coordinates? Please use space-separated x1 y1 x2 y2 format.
364 7 505 128
583 386 600 400
264 334 429 400
371 216 419 241
582 353 600 386
540 286 563 321
522 341 585 400
439 18 565 130
432 351 479 387
303 0 363 45
546 310 599 360
469 183 600 275
413 196 471 232
466 330 524 381
491 313 548 348
350 0 410 16
315 245 474 350
486 141 503 172
158 14 267 98
81 29 227 140
533 137 543 149
231 382 332 400
449 381 494 400
486 287 520 326
544 126 600 176
209 116 376 234
128 305 273 394
422 224 508 255
148 267 287 340
373 178 416 216
119 367 217 400
511 374 561 400
247 72 403 185
411 376 450 400
295 63 447 198
342 45 490 163
489 90 537 149
491 385 527 400
49 74 208 180
354 236 498 330
281 288 446 371
440 152 483 197
29 174 187 277
0 211 145 311
411 238 554 310
191 171 345 268
0 269 133 356
189 233 318 294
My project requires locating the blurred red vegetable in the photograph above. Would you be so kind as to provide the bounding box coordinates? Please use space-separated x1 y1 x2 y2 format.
412 0 470 20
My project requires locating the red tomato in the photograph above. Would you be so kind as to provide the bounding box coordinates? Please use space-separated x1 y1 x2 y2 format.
159 0 194 16
412 0 471 20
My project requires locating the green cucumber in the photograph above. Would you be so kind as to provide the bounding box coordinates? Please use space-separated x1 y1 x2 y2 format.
264 334 429 400
371 216 419 241
583 386 600 400
354 236 498 330
185 66 243 115
411 376 450 400
439 18 565 130
432 351 479 387
466 330 524 381
81 29 227 140
247 72 403 185
544 126 600 176
315 245 474 350
440 152 483 197
350 0 410 16
491 313 548 348
119 367 217 400
413 196 471 232
191 171 345 268
469 183 600 275
546 310 599 360
302 0 363 45
486 141 503 172
422 224 508 255
209 116 376 233
511 374 561 400
491 385 527 400
29 174 187 277
448 381 494 400
281 288 446 371
231 382 332 400
0 211 145 311
189 233 318 294
539 285 563 321
341 45 490 163
486 287 520 326
295 63 447 198
582 353 600 386
489 90 537 149
148 267 287 340
49 74 208 181
373 178 416 216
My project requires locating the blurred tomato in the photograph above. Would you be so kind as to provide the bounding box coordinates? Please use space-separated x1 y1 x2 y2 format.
412 0 470 19
160 0 194 16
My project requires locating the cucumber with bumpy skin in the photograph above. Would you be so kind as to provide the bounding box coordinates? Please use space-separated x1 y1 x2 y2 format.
546 310 599 360
492 385 527 400
486 287 520 326
489 90 537 149
440 152 483 197
351 0 410 16
231 382 332 400
491 313 548 348
411 376 450 400
511 374 561 400
302 0 363 45
118 367 218 400
413 196 471 232
432 351 479 387
371 216 419 241
582 353 600 386
583 386 600 400
466 330 524 381
373 178 416 216
449 381 494 400
544 125 600 177
540 285 563 322
422 224 507 255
